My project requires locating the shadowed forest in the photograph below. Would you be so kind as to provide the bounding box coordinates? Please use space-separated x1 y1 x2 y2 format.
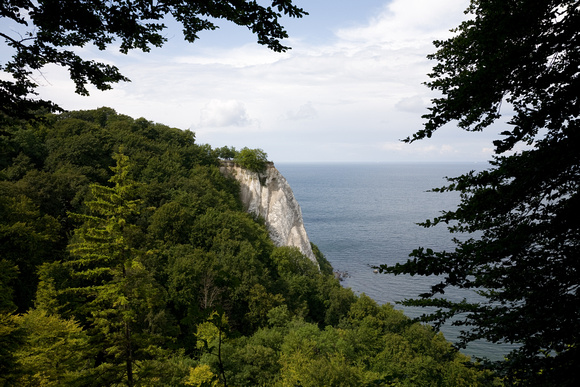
0 108 498 386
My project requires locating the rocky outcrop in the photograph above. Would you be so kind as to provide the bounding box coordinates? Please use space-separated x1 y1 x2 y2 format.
219 161 317 265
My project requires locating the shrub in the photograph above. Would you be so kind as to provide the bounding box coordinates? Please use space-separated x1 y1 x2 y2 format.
233 147 268 172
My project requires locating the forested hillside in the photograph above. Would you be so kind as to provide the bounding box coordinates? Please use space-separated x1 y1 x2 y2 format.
0 108 497 386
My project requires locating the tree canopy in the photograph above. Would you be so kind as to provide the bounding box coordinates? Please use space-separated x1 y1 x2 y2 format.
0 0 307 119
0 107 499 386
233 147 269 173
380 1 580 385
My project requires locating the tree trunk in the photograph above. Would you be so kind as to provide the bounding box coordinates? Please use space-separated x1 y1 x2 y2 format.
126 322 133 387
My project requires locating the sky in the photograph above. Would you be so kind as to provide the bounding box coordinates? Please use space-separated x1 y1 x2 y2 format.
24 0 511 163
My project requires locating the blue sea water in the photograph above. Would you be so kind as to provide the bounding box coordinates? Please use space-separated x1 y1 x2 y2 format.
276 162 516 361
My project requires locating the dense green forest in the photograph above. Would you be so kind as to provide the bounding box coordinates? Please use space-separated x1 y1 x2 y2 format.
0 108 498 386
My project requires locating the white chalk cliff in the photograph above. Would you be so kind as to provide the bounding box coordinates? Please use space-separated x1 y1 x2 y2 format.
219 161 317 266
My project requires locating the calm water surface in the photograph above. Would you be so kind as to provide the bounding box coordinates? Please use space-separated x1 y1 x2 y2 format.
276 162 516 361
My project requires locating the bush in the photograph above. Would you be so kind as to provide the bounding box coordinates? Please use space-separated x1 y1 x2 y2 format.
233 148 268 173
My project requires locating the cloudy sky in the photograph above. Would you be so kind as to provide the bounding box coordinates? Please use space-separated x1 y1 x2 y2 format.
32 0 508 163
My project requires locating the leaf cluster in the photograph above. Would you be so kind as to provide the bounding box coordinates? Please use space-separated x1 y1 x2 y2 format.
232 147 269 173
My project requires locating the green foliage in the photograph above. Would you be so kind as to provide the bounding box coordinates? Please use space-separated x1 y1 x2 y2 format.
272 246 319 277
311 242 334 276
215 297 497 387
196 311 229 386
270 246 356 326
246 283 285 329
135 350 198 387
0 108 497 385
380 0 580 385
215 146 237 160
44 118 114 181
59 151 170 386
0 260 19 313
13 310 89 386
0 191 61 311
184 364 220 387
233 147 269 173
276 321 372 387
1 1 307 118
14 169 91 221
0 312 24 385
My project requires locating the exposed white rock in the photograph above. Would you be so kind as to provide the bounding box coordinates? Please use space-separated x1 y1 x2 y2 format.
220 161 317 266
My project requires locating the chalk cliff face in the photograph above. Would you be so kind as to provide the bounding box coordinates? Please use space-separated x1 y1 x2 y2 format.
220 161 317 265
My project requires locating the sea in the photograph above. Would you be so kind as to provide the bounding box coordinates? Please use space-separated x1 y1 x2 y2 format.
276 162 517 361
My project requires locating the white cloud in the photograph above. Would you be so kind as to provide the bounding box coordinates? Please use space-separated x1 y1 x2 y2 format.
335 0 468 47
175 44 290 68
32 0 491 162
481 147 495 156
198 99 252 128
381 142 450 155
395 95 428 113
380 141 407 152
283 102 318 121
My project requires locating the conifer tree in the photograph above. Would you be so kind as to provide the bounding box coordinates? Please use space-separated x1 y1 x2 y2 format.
64 150 168 386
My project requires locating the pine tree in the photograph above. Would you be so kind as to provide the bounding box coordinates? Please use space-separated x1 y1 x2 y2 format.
64 150 169 386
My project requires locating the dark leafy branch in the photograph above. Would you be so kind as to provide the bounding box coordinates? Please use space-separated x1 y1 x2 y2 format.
381 1 580 385
1 0 307 119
